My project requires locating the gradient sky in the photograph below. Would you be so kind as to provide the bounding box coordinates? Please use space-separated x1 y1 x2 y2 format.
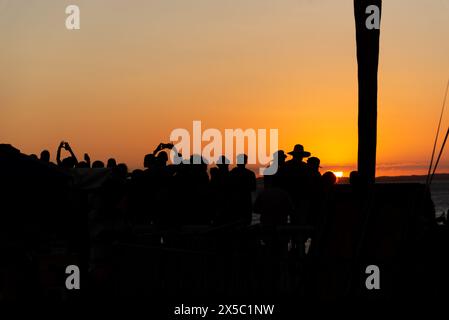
1 0 449 176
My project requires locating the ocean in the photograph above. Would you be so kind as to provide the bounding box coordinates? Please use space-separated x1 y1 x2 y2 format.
373 175 449 217
254 175 449 219
430 181 449 216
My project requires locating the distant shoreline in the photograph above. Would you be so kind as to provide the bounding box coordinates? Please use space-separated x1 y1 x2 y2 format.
339 173 449 184
374 173 449 182
256 173 449 184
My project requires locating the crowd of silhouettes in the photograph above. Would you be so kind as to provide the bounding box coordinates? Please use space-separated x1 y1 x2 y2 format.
25 141 344 231
2 140 442 300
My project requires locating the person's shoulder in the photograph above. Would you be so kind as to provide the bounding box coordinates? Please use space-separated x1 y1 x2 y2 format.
230 167 239 174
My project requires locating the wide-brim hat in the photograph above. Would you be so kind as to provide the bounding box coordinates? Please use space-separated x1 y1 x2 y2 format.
288 144 311 157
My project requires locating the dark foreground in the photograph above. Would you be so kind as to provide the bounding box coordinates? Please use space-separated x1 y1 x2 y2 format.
1 145 449 306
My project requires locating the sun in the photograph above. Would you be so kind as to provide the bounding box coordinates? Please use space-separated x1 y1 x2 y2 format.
333 171 344 178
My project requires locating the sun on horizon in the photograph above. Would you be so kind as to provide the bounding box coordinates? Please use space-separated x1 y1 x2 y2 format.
333 171 344 178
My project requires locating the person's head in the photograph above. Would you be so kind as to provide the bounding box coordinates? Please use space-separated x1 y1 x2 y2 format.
322 171 337 188
107 158 117 168
349 171 360 187
288 144 311 161
273 150 287 167
115 163 128 179
156 151 168 167
92 160 105 168
40 150 50 163
217 155 230 171
236 154 248 168
62 156 76 169
307 157 321 172
144 153 155 169
131 169 144 180
76 161 89 168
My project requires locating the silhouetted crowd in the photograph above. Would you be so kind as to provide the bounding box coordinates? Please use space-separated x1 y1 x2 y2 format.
29 141 344 230
1 141 444 301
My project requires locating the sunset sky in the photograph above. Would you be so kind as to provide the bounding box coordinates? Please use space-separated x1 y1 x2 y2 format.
1 0 449 176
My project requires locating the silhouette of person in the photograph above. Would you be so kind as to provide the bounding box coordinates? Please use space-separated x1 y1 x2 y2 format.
115 163 129 180
92 160 105 168
131 169 144 179
127 169 145 223
283 144 312 225
210 156 232 224
285 144 310 167
147 145 179 226
143 153 155 171
307 157 321 179
210 155 230 187
171 154 211 225
264 150 287 188
256 151 292 227
56 141 78 169
229 154 256 225
107 158 117 169
40 150 50 163
76 161 90 168
140 149 163 225
306 157 323 227
253 179 292 251
76 153 91 168
322 171 337 189
187 154 210 185
349 170 360 187
156 151 169 169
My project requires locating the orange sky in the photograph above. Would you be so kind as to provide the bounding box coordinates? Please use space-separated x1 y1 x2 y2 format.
1 0 449 176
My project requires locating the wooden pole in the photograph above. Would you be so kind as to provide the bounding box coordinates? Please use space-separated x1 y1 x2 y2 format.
354 0 382 184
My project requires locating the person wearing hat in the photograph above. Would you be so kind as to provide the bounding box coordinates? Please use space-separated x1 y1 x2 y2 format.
286 144 311 164
283 144 312 226
284 144 311 181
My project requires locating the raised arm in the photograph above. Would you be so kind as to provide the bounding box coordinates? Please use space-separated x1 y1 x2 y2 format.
84 153 91 167
64 142 78 165
153 143 163 155
56 141 64 166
